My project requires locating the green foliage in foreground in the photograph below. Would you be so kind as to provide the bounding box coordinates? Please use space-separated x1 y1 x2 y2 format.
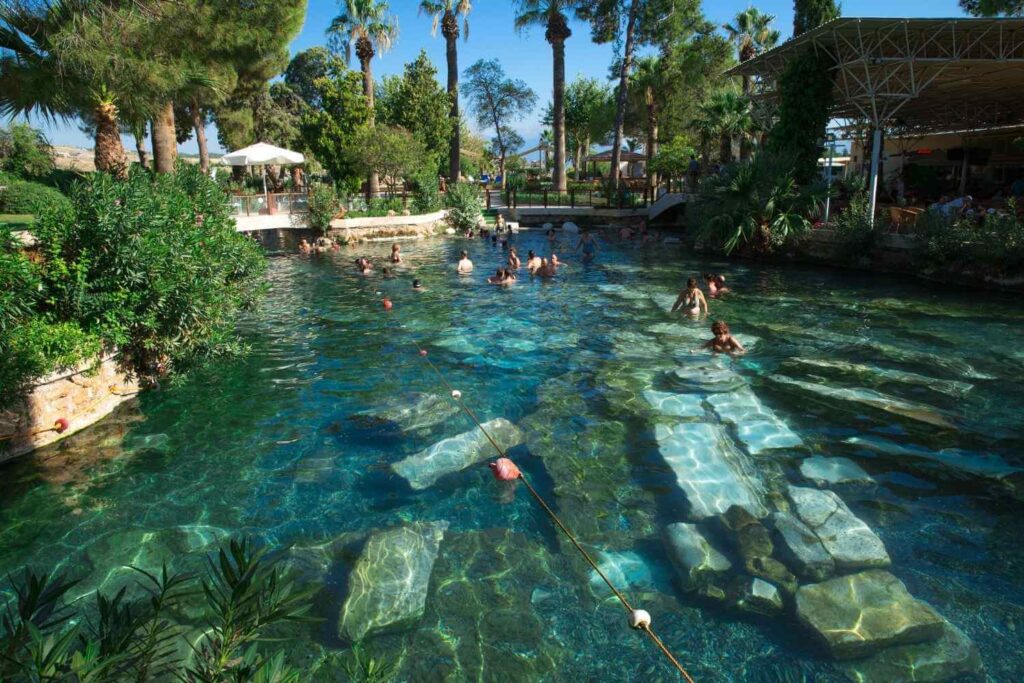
0 165 266 403
690 153 826 254
445 182 484 232
307 183 342 235
0 539 312 682
0 538 397 682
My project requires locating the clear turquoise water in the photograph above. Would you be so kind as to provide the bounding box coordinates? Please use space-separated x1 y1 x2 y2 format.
2 232 1024 681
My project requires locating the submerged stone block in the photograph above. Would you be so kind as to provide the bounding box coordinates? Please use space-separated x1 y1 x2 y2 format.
795 570 945 660
353 392 459 433
788 486 890 571
841 620 983 683
773 511 835 582
643 390 706 418
392 418 523 490
655 422 767 520
663 522 732 590
338 521 448 642
801 455 874 486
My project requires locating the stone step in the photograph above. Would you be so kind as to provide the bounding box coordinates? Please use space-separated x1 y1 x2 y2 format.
338 521 449 642
787 485 891 571
655 422 767 520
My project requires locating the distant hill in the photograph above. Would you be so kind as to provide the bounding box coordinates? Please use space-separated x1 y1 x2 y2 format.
52 145 207 173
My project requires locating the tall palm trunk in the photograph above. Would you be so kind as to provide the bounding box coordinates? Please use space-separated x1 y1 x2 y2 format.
442 11 460 182
133 126 148 170
548 14 570 193
720 134 732 164
357 37 379 199
94 100 129 179
190 99 210 174
646 100 659 190
151 101 177 174
609 0 641 189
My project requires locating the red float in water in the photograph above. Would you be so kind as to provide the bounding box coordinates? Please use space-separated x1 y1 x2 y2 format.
419 349 428 356
382 298 393 311
54 418 69 433
489 458 521 481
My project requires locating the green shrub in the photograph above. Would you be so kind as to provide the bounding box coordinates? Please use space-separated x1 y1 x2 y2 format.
33 164 267 380
0 178 71 217
0 122 54 179
307 183 341 235
0 225 40 333
831 194 885 261
690 153 826 254
445 182 483 231
914 206 1024 275
410 170 442 214
0 319 103 402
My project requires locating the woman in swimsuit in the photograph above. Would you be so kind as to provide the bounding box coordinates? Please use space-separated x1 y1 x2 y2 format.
703 320 745 354
390 243 402 264
671 278 708 316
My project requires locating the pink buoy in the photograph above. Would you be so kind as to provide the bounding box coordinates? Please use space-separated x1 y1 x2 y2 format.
54 418 69 433
419 349 428 356
382 298 393 311
489 458 521 481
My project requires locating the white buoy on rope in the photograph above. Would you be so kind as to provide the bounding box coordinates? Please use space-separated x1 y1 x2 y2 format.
629 609 651 630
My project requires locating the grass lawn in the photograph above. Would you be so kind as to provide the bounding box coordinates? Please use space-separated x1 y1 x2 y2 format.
0 214 35 226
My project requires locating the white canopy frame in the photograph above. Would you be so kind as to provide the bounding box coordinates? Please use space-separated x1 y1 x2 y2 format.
729 17 1024 225
220 142 305 209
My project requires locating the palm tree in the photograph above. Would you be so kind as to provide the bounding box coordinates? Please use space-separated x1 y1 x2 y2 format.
420 0 471 183
722 8 780 95
328 0 399 197
713 91 754 164
514 0 578 193
0 1 129 177
629 56 662 190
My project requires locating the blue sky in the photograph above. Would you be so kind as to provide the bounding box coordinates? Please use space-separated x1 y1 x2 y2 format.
28 0 966 154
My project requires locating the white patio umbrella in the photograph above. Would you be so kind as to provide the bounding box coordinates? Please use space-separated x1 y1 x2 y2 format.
220 142 305 205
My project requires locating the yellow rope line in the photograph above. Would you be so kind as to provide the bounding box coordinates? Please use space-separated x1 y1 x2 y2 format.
415 346 696 682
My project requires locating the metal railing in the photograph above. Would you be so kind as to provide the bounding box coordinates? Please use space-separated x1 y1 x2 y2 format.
483 183 660 210
230 192 309 217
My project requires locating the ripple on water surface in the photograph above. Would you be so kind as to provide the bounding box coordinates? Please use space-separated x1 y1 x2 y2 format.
1 233 1023 680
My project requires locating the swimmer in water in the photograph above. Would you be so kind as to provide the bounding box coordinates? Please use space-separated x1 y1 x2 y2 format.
298 238 312 254
412 279 426 291
671 278 708 316
703 273 730 297
575 231 599 260
487 268 505 284
537 257 556 277
508 247 521 270
390 243 402 263
526 250 542 273
703 320 745 354
355 257 373 274
457 250 474 274
550 253 564 271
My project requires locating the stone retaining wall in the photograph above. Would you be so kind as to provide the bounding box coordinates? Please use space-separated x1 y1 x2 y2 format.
0 355 139 464
328 210 448 243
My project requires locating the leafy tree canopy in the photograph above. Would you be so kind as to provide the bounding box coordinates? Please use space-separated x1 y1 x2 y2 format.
376 51 453 174
300 70 373 192
350 125 432 196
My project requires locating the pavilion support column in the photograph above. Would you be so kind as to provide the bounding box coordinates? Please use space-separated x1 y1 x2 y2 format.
868 127 883 229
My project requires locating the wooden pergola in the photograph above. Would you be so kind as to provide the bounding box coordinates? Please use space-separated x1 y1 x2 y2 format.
729 17 1024 224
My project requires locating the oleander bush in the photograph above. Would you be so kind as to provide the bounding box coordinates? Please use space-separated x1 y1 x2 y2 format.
0 164 267 403
445 182 484 231
914 204 1024 275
